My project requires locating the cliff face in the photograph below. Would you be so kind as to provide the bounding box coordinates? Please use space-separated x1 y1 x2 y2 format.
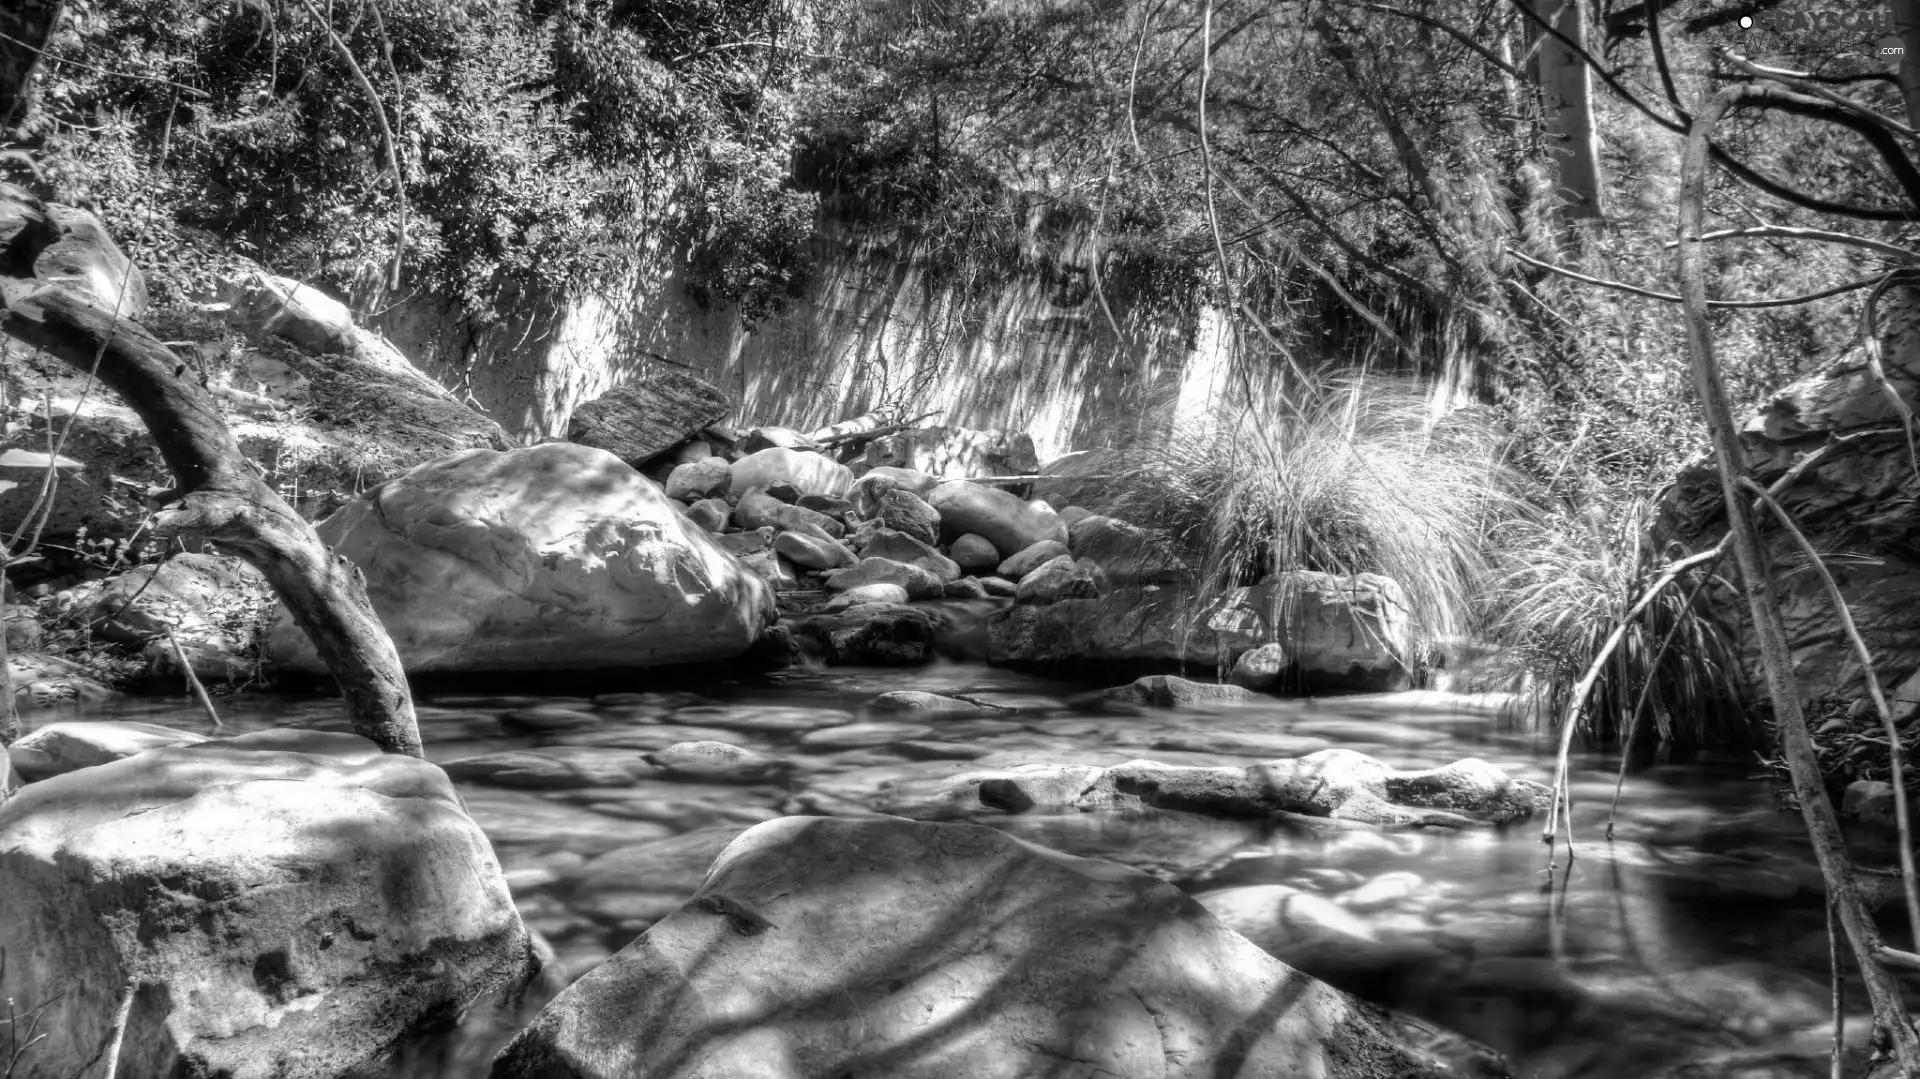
368 228 1241 463
1656 285 1920 710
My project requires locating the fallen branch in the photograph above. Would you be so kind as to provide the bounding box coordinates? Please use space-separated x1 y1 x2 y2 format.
813 412 940 448
1508 246 1883 308
1659 225 1917 262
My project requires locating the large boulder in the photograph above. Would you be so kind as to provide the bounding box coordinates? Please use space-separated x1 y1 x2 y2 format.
1656 290 1920 705
1028 448 1122 511
859 425 1041 478
926 479 1067 558
729 447 853 498
567 370 732 467
1211 572 1412 692
1068 514 1190 585
86 552 265 648
268 443 775 673
21 198 150 318
0 730 532 1079
987 573 1412 692
493 815 1463 1079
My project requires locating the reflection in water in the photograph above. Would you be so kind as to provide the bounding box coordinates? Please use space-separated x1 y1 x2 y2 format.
40 664 1917 1078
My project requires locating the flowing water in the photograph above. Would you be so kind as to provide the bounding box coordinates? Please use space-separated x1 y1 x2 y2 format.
31 661 1915 1079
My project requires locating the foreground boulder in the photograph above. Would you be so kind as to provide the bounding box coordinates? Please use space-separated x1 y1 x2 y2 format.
268 443 774 673
0 730 532 1079
566 369 731 466
493 816 1469 1079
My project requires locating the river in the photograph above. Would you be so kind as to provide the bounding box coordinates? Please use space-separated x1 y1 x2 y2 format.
39 660 1910 1079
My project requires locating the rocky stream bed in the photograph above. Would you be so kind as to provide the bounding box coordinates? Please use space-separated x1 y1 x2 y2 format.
7 662 1901 1079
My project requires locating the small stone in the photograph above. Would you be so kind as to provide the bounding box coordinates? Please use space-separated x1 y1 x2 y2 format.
774 530 856 570
874 488 941 546
799 722 935 750
683 498 729 533
943 578 990 599
798 494 853 521
999 540 1071 581
766 481 802 504
979 577 1017 597
1230 643 1288 691
645 741 788 783
949 534 1000 572
1105 674 1256 709
823 583 910 609
823 557 946 600
717 528 775 556
869 690 997 714
664 460 731 501
1013 555 1109 606
500 705 601 733
862 528 961 581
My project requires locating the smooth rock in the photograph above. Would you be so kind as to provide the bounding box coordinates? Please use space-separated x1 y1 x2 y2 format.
1014 554 1110 605
860 528 961 581
716 527 775 555
645 741 788 783
979 575 1017 597
267 443 775 673
847 466 940 517
926 479 1067 558
663 459 731 501
493 816 1460 1079
872 487 941 545
1068 513 1189 584
772 530 855 570
869 690 998 715
740 426 819 454
942 577 990 599
442 749 654 791
787 604 945 665
798 721 935 750
733 489 844 537
1842 779 1897 829
999 538 1071 580
1231 642 1288 690
728 447 853 498
88 552 265 646
1209 572 1413 692
949 533 1000 571
7 652 118 711
8 721 210 781
0 731 529 1079
796 494 852 521
682 498 729 533
821 583 910 609
822 556 946 600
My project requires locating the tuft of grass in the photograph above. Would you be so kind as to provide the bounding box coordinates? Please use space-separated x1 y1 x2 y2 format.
1106 374 1522 648
1489 496 1748 746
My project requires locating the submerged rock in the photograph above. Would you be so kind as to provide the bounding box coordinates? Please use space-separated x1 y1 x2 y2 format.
868 690 1000 714
7 652 118 711
0 730 531 1079
493 815 1465 1079
1230 642 1288 690
1105 674 1256 709
866 748 1546 828
788 603 945 665
267 443 775 674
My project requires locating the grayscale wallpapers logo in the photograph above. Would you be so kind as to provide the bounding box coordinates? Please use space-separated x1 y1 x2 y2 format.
1738 8 1906 66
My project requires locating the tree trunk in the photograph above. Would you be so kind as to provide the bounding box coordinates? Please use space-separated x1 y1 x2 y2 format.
1890 0 1920 129
1527 0 1606 219
0 190 422 756
1678 83 1920 1072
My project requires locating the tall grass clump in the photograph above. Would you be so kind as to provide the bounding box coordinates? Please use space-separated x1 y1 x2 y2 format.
1490 496 1748 746
1106 374 1522 647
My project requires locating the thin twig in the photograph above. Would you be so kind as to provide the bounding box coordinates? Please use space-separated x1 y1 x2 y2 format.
1724 50 1920 147
99 977 136 1079
163 627 224 731
1508 247 1884 309
1659 225 1917 262
1744 475 1920 948
1830 897 1846 1079
0 28 209 98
